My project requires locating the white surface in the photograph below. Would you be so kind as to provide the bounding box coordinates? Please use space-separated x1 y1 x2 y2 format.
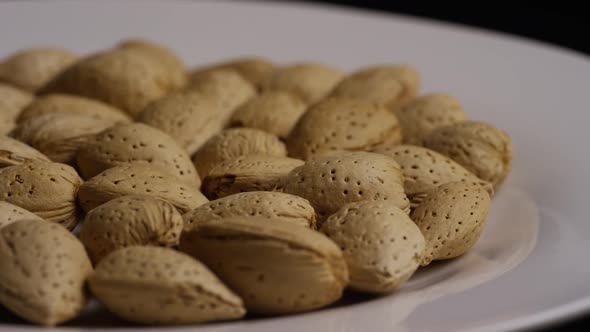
0 1 589 331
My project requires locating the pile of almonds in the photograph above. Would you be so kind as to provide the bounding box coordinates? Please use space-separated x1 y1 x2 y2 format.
0 39 513 326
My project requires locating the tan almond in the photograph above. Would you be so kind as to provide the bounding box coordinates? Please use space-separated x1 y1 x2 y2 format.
423 121 513 188
183 191 316 229
0 201 43 229
0 83 34 124
282 151 409 224
78 164 208 214
0 136 50 168
76 123 200 186
395 93 467 145
10 113 120 165
0 162 83 229
138 91 227 155
372 145 493 207
230 91 307 139
321 201 425 293
0 47 78 92
411 181 491 266
202 155 304 199
0 219 92 325
179 217 348 314
17 94 131 124
261 62 344 104
80 195 184 264
191 57 274 90
193 128 287 179
287 97 402 160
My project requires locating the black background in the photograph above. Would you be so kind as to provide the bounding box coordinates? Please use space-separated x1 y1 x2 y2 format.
291 1 589 331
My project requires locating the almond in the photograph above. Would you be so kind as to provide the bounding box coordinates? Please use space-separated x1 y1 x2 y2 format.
423 121 513 188
0 201 43 229
282 151 409 224
0 219 92 325
76 123 200 186
321 201 425 293
0 161 82 229
80 195 184 264
179 217 348 314
230 91 307 139
191 57 274 90
287 97 401 160
89 246 245 325
202 155 304 199
78 164 208 214
411 181 491 266
261 62 344 104
0 136 50 168
183 191 316 229
193 128 287 179
395 93 467 145
0 47 78 92
0 83 33 124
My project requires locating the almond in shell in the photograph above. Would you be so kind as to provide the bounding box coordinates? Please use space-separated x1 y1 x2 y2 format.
191 57 274 90
0 201 43 229
0 136 50 168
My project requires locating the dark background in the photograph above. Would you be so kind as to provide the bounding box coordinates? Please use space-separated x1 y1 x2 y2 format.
292 1 589 331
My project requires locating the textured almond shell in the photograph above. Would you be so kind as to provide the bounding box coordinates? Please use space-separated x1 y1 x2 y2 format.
0 219 92 326
321 201 425 293
17 94 131 124
138 91 227 155
89 246 245 325
76 123 200 186
202 155 304 200
423 121 513 188
183 191 316 229
395 93 467 145
287 97 401 160
191 57 274 89
0 162 83 230
193 128 287 179
0 201 43 229
179 217 348 314
80 195 184 264
0 136 50 168
10 113 119 165
282 151 410 224
78 164 208 214
230 91 307 139
411 182 491 265
0 47 78 92
0 83 34 122
261 62 344 104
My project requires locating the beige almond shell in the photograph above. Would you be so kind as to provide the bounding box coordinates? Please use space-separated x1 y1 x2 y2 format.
0 136 50 168
76 123 200 186
0 201 44 229
183 191 316 229
0 219 92 326
41 49 178 117
80 195 184 264
321 201 425 293
117 38 188 89
179 216 348 314
0 47 78 92
191 57 274 90
395 93 467 145
10 113 120 165
287 97 402 160
0 113 15 136
411 182 491 266
0 162 83 230
423 121 513 188
282 151 410 224
230 91 307 139
89 246 245 325
202 155 304 200
193 128 287 179
138 91 227 155
372 145 493 207
261 62 344 104
17 94 131 124
187 68 256 115
0 83 34 123
78 164 208 214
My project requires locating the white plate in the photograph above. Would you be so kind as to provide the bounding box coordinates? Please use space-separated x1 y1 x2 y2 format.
1 1 589 331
